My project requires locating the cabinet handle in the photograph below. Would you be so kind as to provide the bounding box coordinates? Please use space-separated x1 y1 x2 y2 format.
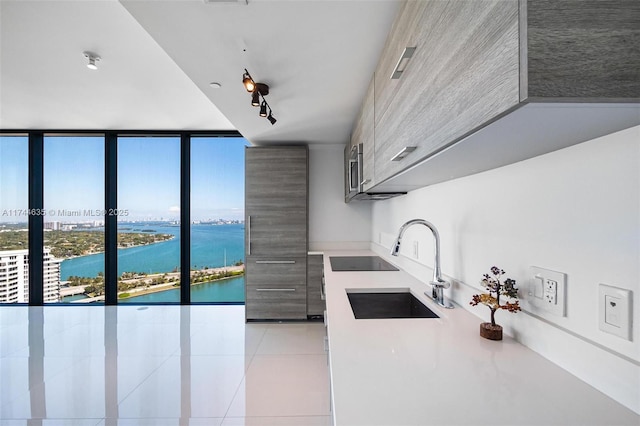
391 146 417 162
255 288 296 292
350 144 359 158
390 46 416 79
255 260 296 264
361 178 371 185
320 277 326 301
247 215 251 255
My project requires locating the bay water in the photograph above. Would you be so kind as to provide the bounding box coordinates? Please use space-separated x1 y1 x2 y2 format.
60 222 245 303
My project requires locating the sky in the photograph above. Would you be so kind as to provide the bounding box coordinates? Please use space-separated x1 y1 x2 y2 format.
0 135 248 223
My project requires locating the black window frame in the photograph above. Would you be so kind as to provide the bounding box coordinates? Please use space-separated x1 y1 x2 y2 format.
0 129 243 306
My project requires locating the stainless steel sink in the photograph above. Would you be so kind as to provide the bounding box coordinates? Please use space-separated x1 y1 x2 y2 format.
346 289 439 319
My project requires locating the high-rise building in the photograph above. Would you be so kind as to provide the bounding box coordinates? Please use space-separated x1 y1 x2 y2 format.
43 249 61 302
44 221 61 231
0 248 61 303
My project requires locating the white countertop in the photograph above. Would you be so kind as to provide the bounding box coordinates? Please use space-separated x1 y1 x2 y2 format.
323 250 639 426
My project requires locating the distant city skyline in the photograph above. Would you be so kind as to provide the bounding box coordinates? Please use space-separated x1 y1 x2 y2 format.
0 135 248 222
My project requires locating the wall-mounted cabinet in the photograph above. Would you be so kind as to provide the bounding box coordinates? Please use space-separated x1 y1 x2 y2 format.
347 0 640 196
374 0 520 183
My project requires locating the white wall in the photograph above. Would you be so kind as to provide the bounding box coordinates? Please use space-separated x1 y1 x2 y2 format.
370 125 640 413
308 144 371 251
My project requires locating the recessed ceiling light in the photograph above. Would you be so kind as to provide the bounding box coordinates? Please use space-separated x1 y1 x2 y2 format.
209 82 222 88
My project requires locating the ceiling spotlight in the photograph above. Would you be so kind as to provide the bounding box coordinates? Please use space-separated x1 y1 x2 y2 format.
251 91 260 107
242 71 255 92
83 51 100 70
243 68 277 124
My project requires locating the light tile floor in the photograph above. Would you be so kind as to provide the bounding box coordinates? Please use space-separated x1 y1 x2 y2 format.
0 305 331 426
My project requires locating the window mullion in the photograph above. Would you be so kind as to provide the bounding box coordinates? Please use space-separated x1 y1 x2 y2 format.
105 133 118 305
28 132 44 306
180 134 190 305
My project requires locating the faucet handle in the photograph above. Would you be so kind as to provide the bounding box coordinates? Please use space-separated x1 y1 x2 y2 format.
427 280 455 309
430 279 450 289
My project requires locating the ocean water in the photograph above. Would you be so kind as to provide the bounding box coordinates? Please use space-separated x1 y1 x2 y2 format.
60 223 245 303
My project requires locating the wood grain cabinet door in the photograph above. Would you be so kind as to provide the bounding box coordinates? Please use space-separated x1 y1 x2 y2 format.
373 0 520 185
245 146 308 258
358 76 376 191
245 257 307 320
523 0 640 100
373 0 424 127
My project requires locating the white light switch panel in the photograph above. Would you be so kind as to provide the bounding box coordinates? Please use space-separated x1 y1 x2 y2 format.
527 266 566 316
599 284 632 341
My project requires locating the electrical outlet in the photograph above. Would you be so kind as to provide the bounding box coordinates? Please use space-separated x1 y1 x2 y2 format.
528 266 566 316
544 279 557 304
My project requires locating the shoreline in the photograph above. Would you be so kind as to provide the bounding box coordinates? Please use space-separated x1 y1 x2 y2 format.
59 234 175 262
69 274 244 303
118 274 243 300
67 265 244 303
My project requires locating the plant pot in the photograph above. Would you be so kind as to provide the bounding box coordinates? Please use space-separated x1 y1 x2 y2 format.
480 322 503 340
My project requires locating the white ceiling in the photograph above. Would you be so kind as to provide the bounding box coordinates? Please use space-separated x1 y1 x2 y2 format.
0 0 400 145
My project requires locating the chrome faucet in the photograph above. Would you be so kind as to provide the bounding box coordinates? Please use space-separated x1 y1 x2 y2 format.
391 219 454 309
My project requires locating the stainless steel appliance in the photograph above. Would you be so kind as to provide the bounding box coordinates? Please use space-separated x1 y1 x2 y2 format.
344 143 406 202
346 143 363 200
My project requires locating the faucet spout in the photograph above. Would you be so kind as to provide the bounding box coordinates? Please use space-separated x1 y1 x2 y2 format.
391 219 454 309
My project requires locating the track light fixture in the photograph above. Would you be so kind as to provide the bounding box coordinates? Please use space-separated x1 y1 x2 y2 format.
242 68 277 125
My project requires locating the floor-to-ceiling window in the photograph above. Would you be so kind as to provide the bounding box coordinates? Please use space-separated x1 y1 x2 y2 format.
43 135 105 304
190 137 247 303
0 131 245 305
117 136 181 303
0 135 29 304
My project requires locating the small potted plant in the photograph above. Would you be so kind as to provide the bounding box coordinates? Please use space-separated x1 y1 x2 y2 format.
470 266 521 340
